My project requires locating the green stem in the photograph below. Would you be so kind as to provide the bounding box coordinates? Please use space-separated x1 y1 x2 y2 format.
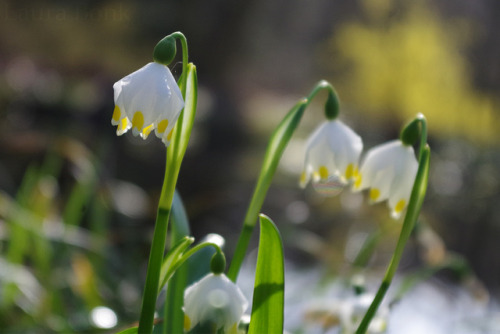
227 80 337 281
138 33 190 334
355 145 431 334
160 242 223 291
138 207 171 333
306 80 333 101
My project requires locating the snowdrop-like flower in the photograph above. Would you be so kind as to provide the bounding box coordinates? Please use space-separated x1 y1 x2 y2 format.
112 62 184 145
300 120 363 196
183 273 248 334
354 140 418 219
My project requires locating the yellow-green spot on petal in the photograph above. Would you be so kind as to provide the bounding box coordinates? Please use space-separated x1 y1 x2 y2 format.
354 173 362 189
345 163 354 179
300 171 307 185
394 199 406 213
112 106 121 122
142 124 154 137
118 118 129 133
132 111 144 130
157 119 169 133
228 323 238 334
167 128 174 142
184 315 191 331
369 188 380 201
319 166 329 179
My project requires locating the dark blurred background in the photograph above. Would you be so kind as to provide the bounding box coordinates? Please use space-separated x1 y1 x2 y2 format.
1 0 499 331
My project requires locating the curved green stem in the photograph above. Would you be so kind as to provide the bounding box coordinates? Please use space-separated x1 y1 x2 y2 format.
306 80 333 101
159 242 223 292
355 145 431 334
227 80 338 281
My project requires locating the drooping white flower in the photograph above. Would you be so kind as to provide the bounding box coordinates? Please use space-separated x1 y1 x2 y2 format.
354 140 418 219
183 273 248 334
300 120 363 196
112 62 184 145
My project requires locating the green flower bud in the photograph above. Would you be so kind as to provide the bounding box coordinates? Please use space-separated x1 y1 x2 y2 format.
153 35 177 66
325 90 340 120
210 251 226 275
400 114 423 146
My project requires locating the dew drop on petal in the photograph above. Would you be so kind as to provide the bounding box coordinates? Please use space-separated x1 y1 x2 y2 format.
312 175 345 196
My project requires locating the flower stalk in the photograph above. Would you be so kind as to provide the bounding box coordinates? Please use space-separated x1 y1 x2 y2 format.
355 115 430 334
227 80 340 281
137 32 197 334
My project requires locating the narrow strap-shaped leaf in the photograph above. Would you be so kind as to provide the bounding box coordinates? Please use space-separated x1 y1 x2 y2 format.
248 214 285 334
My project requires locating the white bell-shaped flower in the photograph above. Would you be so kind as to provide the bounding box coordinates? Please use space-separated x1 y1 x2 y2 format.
300 120 363 196
112 62 184 145
183 273 248 334
354 140 418 219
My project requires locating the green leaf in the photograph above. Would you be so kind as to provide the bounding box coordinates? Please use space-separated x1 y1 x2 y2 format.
115 327 138 334
248 214 285 334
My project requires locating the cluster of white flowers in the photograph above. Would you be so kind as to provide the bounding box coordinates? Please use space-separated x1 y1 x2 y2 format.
112 60 419 218
112 59 421 332
300 119 418 219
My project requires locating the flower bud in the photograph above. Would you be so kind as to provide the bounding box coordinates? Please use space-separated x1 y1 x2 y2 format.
325 90 340 120
400 114 424 146
153 35 177 66
210 251 226 275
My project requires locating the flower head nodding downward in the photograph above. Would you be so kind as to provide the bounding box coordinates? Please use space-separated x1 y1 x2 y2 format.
183 273 248 334
300 120 363 196
353 140 418 219
112 62 184 146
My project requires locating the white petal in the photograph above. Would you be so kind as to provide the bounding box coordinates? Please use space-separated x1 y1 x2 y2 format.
357 140 418 218
325 120 363 180
357 140 401 190
301 120 363 192
387 145 418 217
183 273 248 330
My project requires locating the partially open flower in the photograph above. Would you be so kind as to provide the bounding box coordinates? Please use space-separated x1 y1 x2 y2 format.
183 273 248 334
112 62 184 145
354 140 418 219
300 120 363 196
